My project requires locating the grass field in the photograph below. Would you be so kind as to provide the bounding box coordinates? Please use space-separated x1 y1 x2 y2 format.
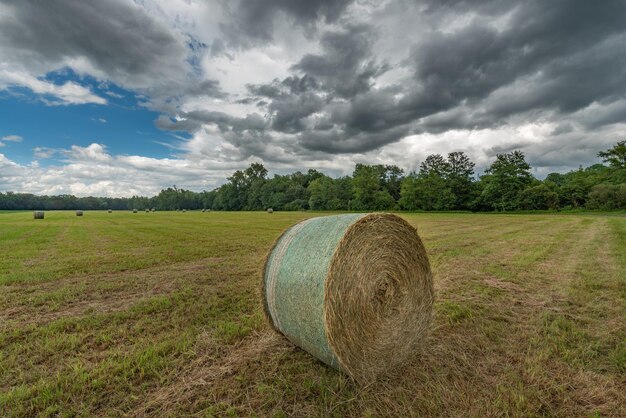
0 210 624 417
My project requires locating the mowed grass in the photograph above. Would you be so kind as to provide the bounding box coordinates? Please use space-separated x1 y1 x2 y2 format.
0 210 624 417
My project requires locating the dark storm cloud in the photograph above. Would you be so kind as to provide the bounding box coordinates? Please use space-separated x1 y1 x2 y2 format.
0 0 222 98
419 0 516 15
248 75 320 99
282 0 626 154
298 124 412 154
409 0 626 117
243 24 389 137
156 111 267 133
293 24 388 98
247 75 326 133
219 0 354 48
485 141 535 157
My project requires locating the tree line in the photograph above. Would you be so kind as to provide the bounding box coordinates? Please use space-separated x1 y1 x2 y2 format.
1 141 624 212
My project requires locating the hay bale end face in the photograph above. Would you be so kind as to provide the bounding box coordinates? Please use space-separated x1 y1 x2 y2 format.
262 213 434 383
267 208 274 213
76 210 83 216
33 211 44 219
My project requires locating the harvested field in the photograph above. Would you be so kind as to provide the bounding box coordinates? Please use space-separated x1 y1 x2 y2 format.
0 211 624 417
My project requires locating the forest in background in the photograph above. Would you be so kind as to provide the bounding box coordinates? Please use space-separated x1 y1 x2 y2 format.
1 141 625 212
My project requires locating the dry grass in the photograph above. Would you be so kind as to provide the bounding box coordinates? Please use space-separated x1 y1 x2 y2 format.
0 211 624 417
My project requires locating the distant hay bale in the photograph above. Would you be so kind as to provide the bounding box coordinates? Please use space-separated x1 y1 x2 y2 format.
33 211 44 219
201 208 206 212
76 210 83 216
145 209 149 213
182 209 186 213
108 209 112 213
133 209 138 213
262 213 434 383
151 208 155 212
267 208 273 213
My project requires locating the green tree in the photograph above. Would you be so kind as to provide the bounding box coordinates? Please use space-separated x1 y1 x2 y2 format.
352 164 386 210
308 176 334 210
417 155 454 210
399 173 423 210
379 165 404 201
597 140 626 169
586 184 626 210
519 183 560 210
480 150 533 211
446 151 476 209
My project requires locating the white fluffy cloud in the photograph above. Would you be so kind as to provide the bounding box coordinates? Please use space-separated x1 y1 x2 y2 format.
0 134 23 148
1 144 226 197
0 70 106 105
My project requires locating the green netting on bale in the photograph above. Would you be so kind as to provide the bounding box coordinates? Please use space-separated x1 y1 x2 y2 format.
264 213 366 369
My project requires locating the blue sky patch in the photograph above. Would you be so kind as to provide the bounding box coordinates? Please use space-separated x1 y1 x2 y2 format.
0 69 188 165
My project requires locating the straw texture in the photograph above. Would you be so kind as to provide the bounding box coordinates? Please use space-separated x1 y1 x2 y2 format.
262 213 434 383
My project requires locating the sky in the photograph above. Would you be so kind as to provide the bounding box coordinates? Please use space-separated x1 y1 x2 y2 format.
1 0 625 197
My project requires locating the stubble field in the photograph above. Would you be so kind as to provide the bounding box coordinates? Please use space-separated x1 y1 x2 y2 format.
0 210 624 417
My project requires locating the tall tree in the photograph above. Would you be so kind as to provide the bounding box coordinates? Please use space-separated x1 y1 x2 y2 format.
597 140 626 169
351 164 396 210
417 155 454 210
480 150 533 211
446 151 476 209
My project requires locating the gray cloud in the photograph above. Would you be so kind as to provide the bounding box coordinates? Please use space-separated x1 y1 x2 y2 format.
156 111 267 133
280 0 626 153
241 24 392 143
219 0 354 48
0 0 222 101
293 24 388 98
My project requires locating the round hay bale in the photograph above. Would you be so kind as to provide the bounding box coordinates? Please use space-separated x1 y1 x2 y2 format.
201 208 206 212
182 209 186 213
133 209 138 213
76 210 83 216
145 208 149 213
267 208 274 213
33 210 44 219
108 209 112 213
262 213 434 383
151 208 155 212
